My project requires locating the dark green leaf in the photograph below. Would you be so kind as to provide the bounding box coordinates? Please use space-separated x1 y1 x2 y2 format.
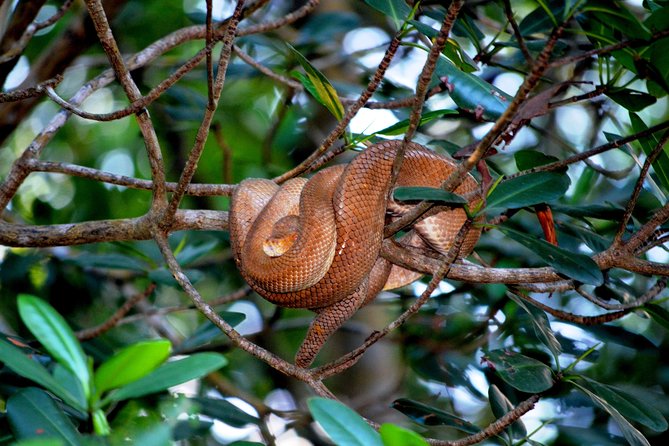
190 397 260 427
551 204 624 220
499 227 604 285
435 58 511 120
172 419 213 441
104 353 228 404
488 385 527 439
177 312 246 352
308 397 382 446
630 112 669 192
93 339 172 399
482 350 554 393
376 109 459 136
0 339 84 412
486 172 570 210
67 253 147 271
557 222 611 253
287 44 344 120
148 267 203 286
519 1 565 35
17 295 90 401
507 292 562 358
379 423 428 446
364 0 412 28
393 186 467 205
580 377 667 432
575 383 651 446
606 89 657 111
391 398 480 434
514 150 562 171
53 365 87 412
7 388 82 446
644 303 669 331
175 240 218 265
582 1 651 40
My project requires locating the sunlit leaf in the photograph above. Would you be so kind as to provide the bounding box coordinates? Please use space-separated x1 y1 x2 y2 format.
94 339 172 399
287 44 344 120
7 388 82 446
482 350 554 393
104 353 228 404
379 423 429 446
17 295 90 400
308 397 382 446
391 398 480 434
498 227 604 285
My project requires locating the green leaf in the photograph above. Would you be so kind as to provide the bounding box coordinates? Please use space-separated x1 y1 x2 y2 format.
308 397 382 446
393 186 467 205
629 112 669 192
606 89 657 111
376 109 459 136
519 1 565 35
486 172 570 210
391 398 480 434
498 227 604 285
482 350 554 393
514 150 562 171
435 58 511 120
53 365 87 411
17 295 90 400
190 397 260 427
580 377 668 432
175 240 218 265
379 423 429 446
7 388 83 446
287 44 344 120
93 339 172 399
364 0 412 28
488 385 527 439
575 383 651 446
644 303 669 331
507 292 562 359
177 312 246 352
0 339 85 412
67 253 147 271
103 352 228 404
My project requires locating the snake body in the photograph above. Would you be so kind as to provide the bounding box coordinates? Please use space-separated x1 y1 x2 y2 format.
230 140 481 366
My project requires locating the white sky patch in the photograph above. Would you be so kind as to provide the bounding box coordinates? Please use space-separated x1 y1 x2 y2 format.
342 27 389 68
99 149 134 190
3 55 29 90
348 107 398 134
227 300 263 335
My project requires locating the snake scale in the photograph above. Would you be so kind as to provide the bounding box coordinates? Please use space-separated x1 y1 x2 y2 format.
230 140 481 367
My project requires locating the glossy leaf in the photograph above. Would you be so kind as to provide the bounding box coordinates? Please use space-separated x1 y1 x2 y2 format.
514 150 562 171
393 186 467 205
0 339 85 412
519 1 565 35
498 227 604 285
190 397 260 427
93 339 172 398
576 383 651 446
7 388 82 446
364 0 412 28
17 295 90 400
177 312 246 352
488 385 527 439
379 423 428 446
580 377 668 432
435 58 511 120
486 172 570 210
376 109 458 136
507 292 562 359
104 353 228 404
287 44 344 120
482 350 554 393
607 89 657 111
391 398 480 434
308 397 382 446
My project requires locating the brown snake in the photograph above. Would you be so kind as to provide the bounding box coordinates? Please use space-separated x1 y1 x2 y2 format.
230 140 481 367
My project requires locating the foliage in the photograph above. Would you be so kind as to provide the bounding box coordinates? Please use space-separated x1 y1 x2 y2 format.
0 0 668 445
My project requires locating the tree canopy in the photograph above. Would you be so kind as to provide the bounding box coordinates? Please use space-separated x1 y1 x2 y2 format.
1 0 669 445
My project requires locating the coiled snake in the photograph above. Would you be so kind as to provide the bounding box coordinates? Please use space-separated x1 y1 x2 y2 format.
230 140 481 367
